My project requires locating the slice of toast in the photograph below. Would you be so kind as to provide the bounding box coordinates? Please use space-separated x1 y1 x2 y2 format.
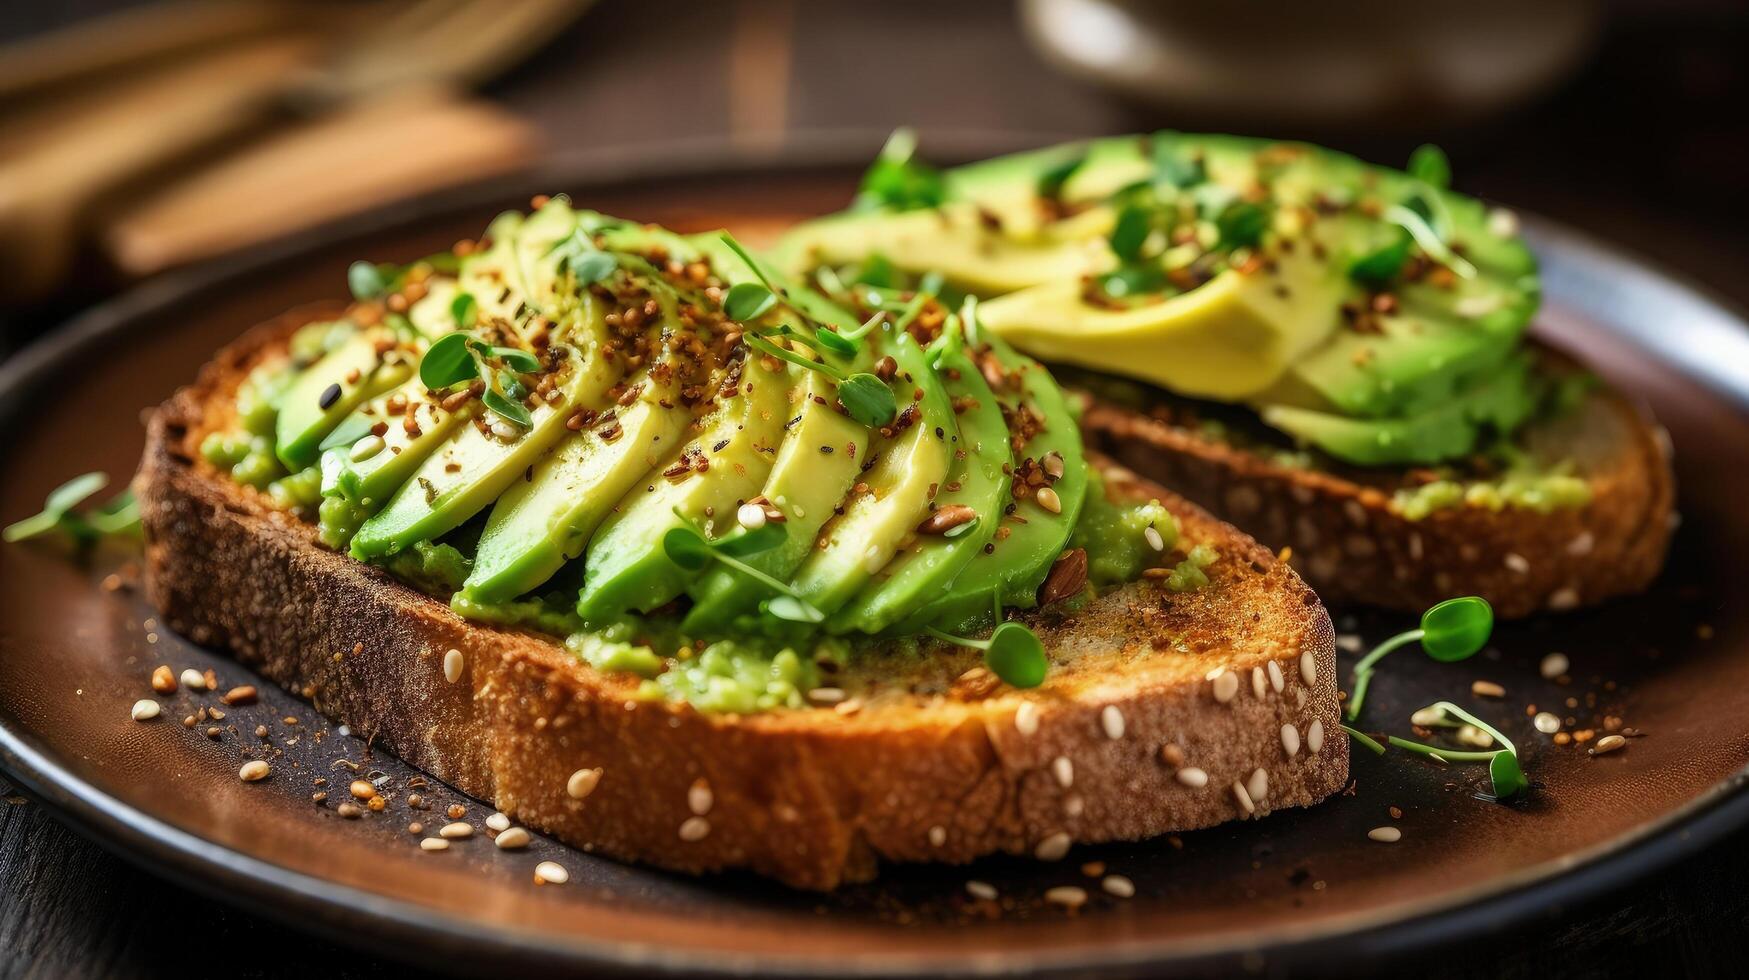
136 308 1346 890
1079 354 1676 619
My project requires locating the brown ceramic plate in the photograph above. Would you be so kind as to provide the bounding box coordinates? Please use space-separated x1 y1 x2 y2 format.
2 140 1747 977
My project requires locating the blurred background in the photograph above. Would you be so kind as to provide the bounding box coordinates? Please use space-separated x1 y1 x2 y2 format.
2 1 1747 976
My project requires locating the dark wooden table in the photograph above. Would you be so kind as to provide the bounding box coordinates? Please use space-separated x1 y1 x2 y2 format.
3 2 1748 976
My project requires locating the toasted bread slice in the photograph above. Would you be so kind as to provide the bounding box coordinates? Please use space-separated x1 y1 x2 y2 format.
1079 352 1676 619
136 308 1346 890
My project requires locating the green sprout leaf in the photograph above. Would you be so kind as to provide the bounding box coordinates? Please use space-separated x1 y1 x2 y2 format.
1407 143 1452 190
851 254 895 289
347 261 391 301
419 333 480 390
1037 151 1088 202
814 327 859 357
724 282 778 322
765 594 826 624
1108 204 1152 262
837 373 897 427
856 128 945 211
1153 132 1207 189
318 414 374 452
570 250 617 285
490 346 542 374
1349 227 1413 286
4 472 108 543
1420 596 1494 662
1099 264 1167 299
87 489 140 537
449 292 478 330
984 621 1047 688
482 388 531 428
1216 201 1270 249
661 525 712 571
1340 724 1388 755
1489 749 1530 798
1389 701 1528 799
1383 203 1477 279
716 521 786 558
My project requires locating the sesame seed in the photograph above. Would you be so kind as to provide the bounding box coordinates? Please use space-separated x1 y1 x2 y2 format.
1410 706 1446 727
179 668 207 690
1100 705 1125 739
1504 552 1530 575
567 767 602 800
1534 711 1562 734
1034 831 1072 861
239 761 270 782
130 699 160 721
1247 768 1268 804
928 825 947 847
1307 719 1324 754
1044 886 1087 909
1063 795 1084 817
1369 826 1403 843
349 435 385 462
420 838 450 852
737 502 767 530
1281 723 1301 757
491 420 518 441
966 880 998 901
1487 207 1520 238
1176 767 1209 788
1548 587 1581 611
1251 666 1266 699
1267 660 1285 693
1102 875 1135 898
442 648 464 684
1300 650 1317 686
1540 653 1570 680
1212 670 1239 703
1231 781 1255 815
349 780 377 800
1566 531 1594 556
688 779 713 816
1590 735 1627 755
1456 725 1494 748
1336 634 1363 653
807 686 847 705
679 817 711 841
1052 756 1074 788
1160 743 1185 767
1471 680 1506 698
1014 701 1040 737
495 827 531 849
486 812 511 832
439 822 473 840
1144 525 1165 552
534 861 569 885
1037 487 1062 514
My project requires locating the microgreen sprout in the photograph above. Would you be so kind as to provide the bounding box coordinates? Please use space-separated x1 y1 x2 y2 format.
449 292 478 330
1345 596 1493 721
1036 151 1088 203
855 128 945 212
1340 724 1387 756
724 281 778 322
925 621 1047 689
1406 143 1452 190
416 333 543 428
347 261 392 301
743 335 896 428
4 472 139 544
1349 226 1413 286
1384 203 1477 280
546 227 619 286
1386 701 1528 799
660 510 824 623
1152 132 1208 190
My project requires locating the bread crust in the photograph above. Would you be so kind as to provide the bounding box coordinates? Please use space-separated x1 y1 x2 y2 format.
1081 374 1676 619
137 309 1346 890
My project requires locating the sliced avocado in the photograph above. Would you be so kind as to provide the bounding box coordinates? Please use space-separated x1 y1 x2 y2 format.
905 338 1087 633
320 377 479 511
575 356 797 621
978 226 1347 401
463 371 689 604
349 314 620 560
829 331 1011 634
1262 351 1542 466
509 197 585 316
786 330 955 616
459 210 526 323
273 327 413 470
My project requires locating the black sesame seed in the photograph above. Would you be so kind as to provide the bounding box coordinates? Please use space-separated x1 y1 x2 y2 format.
318 383 342 410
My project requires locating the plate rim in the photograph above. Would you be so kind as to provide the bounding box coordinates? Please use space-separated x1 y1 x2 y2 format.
4 134 1749 977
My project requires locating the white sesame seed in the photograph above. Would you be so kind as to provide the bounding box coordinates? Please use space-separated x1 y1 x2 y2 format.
1251 666 1266 699
1100 705 1125 740
1036 487 1062 514
495 827 531 850
1267 660 1285 693
1247 768 1268 804
1591 735 1627 755
439 821 474 840
1034 831 1072 861
442 648 464 684
1144 525 1165 552
688 779 713 816
1102 874 1135 898
1471 680 1506 698
966 880 998 901
807 686 847 705
1014 701 1040 737
1043 451 1066 480
1044 885 1087 909
180 668 207 690
1307 719 1325 754
420 837 450 852
1504 553 1530 575
1548 587 1581 611
1455 725 1494 749
1487 207 1520 238
130 699 160 721
679 816 710 841
928 825 947 847
1063 795 1084 817
1368 826 1402 843
1176 766 1209 788
1212 670 1239 704
1281 723 1301 758
737 502 767 530
1300 650 1316 686
491 420 518 441
1052 756 1074 788
238 760 270 782
534 861 569 885
1540 653 1570 680
1336 634 1363 653
1410 706 1447 727
486 812 511 832
1455 294 1502 318
1534 711 1562 734
1566 531 1595 556
566 767 602 800
1231 781 1256 815
349 435 385 462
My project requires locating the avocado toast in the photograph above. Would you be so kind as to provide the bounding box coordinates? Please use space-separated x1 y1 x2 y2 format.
779 133 1676 617
136 199 1345 889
